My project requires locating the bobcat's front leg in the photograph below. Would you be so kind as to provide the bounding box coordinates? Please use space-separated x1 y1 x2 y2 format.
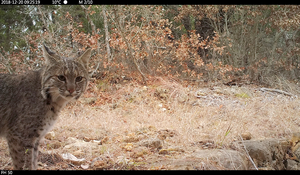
31 138 41 170
7 133 39 170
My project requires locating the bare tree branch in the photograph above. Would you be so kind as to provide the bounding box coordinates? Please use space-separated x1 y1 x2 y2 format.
112 5 147 84
80 5 101 77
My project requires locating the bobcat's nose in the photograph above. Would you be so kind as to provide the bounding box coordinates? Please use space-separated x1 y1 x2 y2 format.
68 89 75 94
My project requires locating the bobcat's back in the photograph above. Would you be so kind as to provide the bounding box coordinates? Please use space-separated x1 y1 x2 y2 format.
0 70 43 137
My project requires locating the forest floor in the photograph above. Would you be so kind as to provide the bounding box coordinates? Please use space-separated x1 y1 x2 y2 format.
1 76 300 170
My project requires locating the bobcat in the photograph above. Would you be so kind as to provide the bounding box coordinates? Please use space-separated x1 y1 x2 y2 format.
0 45 91 170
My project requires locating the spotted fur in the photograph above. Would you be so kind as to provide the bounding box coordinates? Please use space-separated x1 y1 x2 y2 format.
0 45 91 169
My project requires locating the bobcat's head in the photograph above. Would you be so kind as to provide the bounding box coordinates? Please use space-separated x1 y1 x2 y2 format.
41 45 91 104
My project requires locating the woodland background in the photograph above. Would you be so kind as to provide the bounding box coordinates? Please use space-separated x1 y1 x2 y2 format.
2 5 300 170
1 5 300 88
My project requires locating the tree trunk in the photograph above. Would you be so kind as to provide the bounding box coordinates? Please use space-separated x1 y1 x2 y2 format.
102 5 112 63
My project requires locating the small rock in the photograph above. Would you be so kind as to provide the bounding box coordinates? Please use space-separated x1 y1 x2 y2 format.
154 87 169 100
64 137 98 150
73 150 84 157
80 97 97 105
92 140 101 144
91 156 112 169
157 129 177 140
139 138 163 149
159 148 185 155
38 151 64 165
130 148 148 158
47 141 62 149
192 140 216 149
83 137 95 142
148 125 157 131
45 131 55 140
193 149 249 170
123 143 134 151
136 157 144 162
116 156 131 165
290 132 300 161
290 132 300 147
177 94 189 103
61 153 85 165
161 108 167 112
92 160 106 169
65 137 79 145
99 136 109 145
123 133 143 143
142 86 148 91
195 90 206 97
258 167 273 170
241 132 252 140
158 149 169 155
286 159 300 170
81 164 89 169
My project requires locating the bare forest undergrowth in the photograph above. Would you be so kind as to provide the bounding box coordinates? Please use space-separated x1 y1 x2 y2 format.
2 5 300 170
1 76 300 170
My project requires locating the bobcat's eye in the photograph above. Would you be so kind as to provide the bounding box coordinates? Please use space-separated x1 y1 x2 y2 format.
57 75 66 81
75 76 83 82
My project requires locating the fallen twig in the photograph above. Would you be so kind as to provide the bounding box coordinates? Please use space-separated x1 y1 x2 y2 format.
259 88 294 97
239 135 258 170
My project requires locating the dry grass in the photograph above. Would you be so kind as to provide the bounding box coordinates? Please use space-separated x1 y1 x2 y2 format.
1 77 300 169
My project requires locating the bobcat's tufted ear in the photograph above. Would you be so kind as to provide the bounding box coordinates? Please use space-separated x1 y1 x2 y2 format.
76 48 91 69
42 44 59 65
